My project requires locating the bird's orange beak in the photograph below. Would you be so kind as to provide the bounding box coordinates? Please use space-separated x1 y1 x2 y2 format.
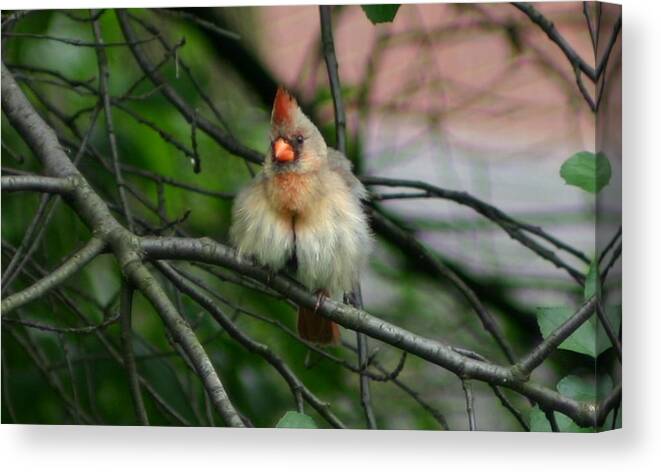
273 138 295 163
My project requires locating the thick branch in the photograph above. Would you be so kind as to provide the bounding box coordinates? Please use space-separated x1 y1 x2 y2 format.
2 62 244 427
139 235 599 426
155 261 346 428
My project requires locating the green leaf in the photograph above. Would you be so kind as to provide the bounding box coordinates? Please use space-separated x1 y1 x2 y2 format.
530 374 613 433
275 411 318 429
558 374 614 432
535 305 621 357
529 406 592 433
361 5 400 24
560 151 611 194
557 374 612 402
529 406 552 432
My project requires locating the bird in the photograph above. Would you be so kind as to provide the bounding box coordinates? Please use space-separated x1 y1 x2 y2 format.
230 87 372 345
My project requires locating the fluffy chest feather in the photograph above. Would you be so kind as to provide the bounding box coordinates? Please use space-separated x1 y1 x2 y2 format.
231 170 371 297
266 172 322 215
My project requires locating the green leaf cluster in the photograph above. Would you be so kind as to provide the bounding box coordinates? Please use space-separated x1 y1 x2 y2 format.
361 5 401 24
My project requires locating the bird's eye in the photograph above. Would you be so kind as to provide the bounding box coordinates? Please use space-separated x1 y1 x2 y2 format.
295 135 304 144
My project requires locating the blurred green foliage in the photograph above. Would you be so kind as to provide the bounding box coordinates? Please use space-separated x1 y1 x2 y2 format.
1 7 616 431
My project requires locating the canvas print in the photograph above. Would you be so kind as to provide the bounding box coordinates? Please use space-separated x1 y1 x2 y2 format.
1 2 621 431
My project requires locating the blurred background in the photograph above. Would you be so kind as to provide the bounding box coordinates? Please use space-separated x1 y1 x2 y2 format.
1 3 621 430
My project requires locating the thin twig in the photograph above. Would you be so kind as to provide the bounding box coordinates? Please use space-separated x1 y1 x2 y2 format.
364 178 587 281
116 10 263 164
319 6 347 154
1 31 157 48
6 326 94 424
157 262 346 428
514 296 597 375
153 8 241 41
92 10 134 231
0 104 101 292
2 238 106 316
119 282 150 425
320 4 375 429
511 2 596 80
2 314 120 334
58 332 82 424
596 301 622 362
461 379 477 431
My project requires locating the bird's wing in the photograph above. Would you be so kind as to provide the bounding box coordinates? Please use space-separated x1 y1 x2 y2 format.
327 148 368 201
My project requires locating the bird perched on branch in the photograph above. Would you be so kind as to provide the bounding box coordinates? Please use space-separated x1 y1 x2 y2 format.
230 87 372 345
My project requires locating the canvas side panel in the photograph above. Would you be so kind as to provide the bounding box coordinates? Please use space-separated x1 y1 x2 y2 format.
595 1 622 432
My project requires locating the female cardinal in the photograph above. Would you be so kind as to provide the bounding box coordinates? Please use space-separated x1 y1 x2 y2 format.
230 87 372 345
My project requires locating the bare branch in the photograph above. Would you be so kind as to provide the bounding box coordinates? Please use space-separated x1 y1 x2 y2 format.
6 326 95 424
370 211 517 363
1 238 106 316
364 177 588 281
319 6 347 155
155 261 347 428
153 8 240 41
91 10 135 230
596 301 622 362
514 296 597 375
139 235 602 427
461 379 477 431
1 175 75 194
119 282 150 425
511 2 596 80
116 10 263 165
2 62 244 427
1 31 157 48
320 4 375 429
2 314 119 334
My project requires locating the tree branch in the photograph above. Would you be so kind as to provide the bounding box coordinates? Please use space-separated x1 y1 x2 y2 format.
319 6 347 155
364 177 587 282
115 10 263 165
2 313 119 334
1 237 106 315
91 10 135 230
139 235 602 426
514 296 597 375
319 4 376 430
370 211 517 363
155 261 347 428
511 2 596 80
1 175 76 194
461 379 477 431
119 282 150 425
2 62 244 427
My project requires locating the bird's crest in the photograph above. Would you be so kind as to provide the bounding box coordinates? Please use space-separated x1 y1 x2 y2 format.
272 86 297 125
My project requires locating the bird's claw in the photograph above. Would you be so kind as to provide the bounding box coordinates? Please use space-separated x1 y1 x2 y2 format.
313 290 328 314
265 268 276 286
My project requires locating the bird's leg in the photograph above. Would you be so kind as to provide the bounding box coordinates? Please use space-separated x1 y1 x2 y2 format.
265 270 273 286
313 289 329 314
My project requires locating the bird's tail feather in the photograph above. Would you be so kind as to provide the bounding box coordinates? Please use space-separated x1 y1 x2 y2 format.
297 305 340 345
